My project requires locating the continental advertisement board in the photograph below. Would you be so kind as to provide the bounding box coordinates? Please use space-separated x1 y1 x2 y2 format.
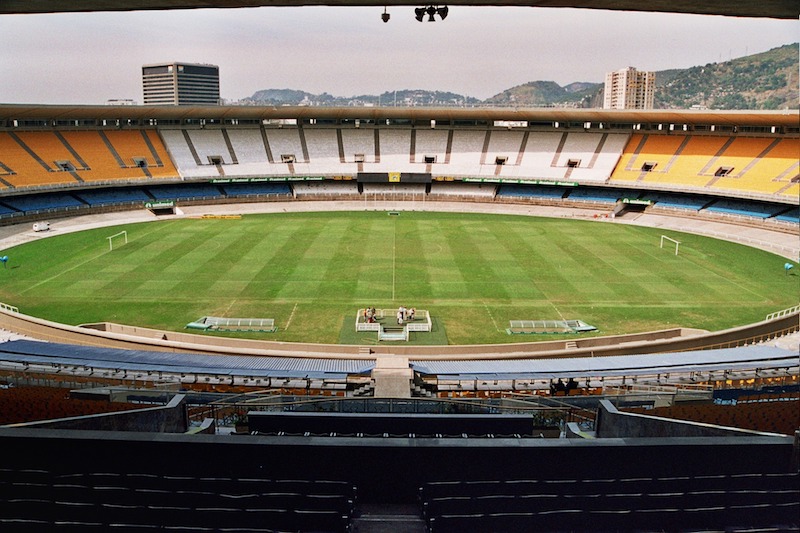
144 200 175 209
357 172 432 183
210 176 326 183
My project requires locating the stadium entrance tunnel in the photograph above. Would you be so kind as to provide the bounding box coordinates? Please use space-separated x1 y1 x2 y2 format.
613 198 650 218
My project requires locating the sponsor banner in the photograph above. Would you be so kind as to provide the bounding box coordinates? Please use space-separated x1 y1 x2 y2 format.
462 177 497 183
622 198 653 205
210 176 325 183
358 172 431 183
144 200 175 209
462 178 578 186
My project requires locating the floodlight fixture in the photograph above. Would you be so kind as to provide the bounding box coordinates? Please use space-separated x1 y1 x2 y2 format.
415 5 449 22
426 5 436 21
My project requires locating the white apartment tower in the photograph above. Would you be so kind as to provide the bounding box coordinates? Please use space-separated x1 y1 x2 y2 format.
142 62 220 105
603 67 655 109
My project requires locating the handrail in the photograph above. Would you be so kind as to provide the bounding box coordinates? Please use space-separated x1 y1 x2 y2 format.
603 383 714 396
0 302 19 313
766 304 800 321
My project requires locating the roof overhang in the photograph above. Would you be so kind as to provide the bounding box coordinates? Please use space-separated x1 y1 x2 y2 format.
1 0 797 18
2 104 798 129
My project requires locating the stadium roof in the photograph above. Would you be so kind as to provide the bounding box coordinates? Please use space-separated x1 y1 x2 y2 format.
0 339 795 381
2 104 798 129
412 345 800 379
0 339 373 378
1 0 796 18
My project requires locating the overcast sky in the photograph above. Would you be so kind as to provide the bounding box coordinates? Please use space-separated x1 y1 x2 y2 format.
0 7 796 104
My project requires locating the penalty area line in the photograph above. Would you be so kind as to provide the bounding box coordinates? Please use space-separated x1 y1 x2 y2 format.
482 302 503 332
284 303 299 331
548 300 567 322
220 298 238 318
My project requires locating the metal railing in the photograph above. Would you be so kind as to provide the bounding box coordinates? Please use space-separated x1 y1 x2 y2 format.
766 304 800 321
0 302 19 313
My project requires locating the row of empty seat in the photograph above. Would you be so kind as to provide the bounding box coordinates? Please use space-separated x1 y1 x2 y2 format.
0 182 291 216
0 385 148 426
160 128 630 182
0 131 177 188
420 472 800 532
0 469 356 532
1 127 796 209
624 398 800 435
496 184 798 222
610 133 799 198
2 180 794 225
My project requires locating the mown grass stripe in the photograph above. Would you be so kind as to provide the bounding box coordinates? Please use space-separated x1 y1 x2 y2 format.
393 218 434 301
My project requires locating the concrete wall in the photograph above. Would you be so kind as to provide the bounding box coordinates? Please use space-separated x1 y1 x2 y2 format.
248 411 556 437
6 394 188 433
594 399 785 439
187 417 216 435
565 421 594 439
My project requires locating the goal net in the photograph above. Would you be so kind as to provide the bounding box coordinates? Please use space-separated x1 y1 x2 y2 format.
106 231 128 251
363 189 426 211
660 235 681 256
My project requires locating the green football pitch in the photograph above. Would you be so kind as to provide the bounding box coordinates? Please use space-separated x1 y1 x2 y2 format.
0 211 796 345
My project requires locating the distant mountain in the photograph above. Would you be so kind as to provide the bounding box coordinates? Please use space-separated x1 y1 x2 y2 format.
242 88 479 107
241 43 798 110
373 89 480 106
249 89 316 104
563 82 598 94
654 43 798 110
483 80 601 108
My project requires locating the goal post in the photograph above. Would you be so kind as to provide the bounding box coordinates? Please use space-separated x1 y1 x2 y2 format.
363 189 426 211
660 235 681 256
107 231 128 251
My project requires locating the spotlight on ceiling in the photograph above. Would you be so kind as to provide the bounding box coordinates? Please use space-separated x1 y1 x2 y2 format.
436 5 449 19
414 7 426 21
381 6 390 22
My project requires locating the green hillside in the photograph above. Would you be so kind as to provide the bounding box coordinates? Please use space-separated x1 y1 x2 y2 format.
243 43 797 110
655 43 799 110
483 80 600 107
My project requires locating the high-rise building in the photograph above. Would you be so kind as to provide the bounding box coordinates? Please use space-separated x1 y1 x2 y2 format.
142 62 220 105
603 67 655 109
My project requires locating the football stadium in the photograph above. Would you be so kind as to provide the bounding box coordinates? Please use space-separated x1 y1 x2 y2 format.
1 1 799 532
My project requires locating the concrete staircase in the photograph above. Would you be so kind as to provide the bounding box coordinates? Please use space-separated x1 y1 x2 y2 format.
350 383 374 397
378 325 407 342
412 384 434 397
